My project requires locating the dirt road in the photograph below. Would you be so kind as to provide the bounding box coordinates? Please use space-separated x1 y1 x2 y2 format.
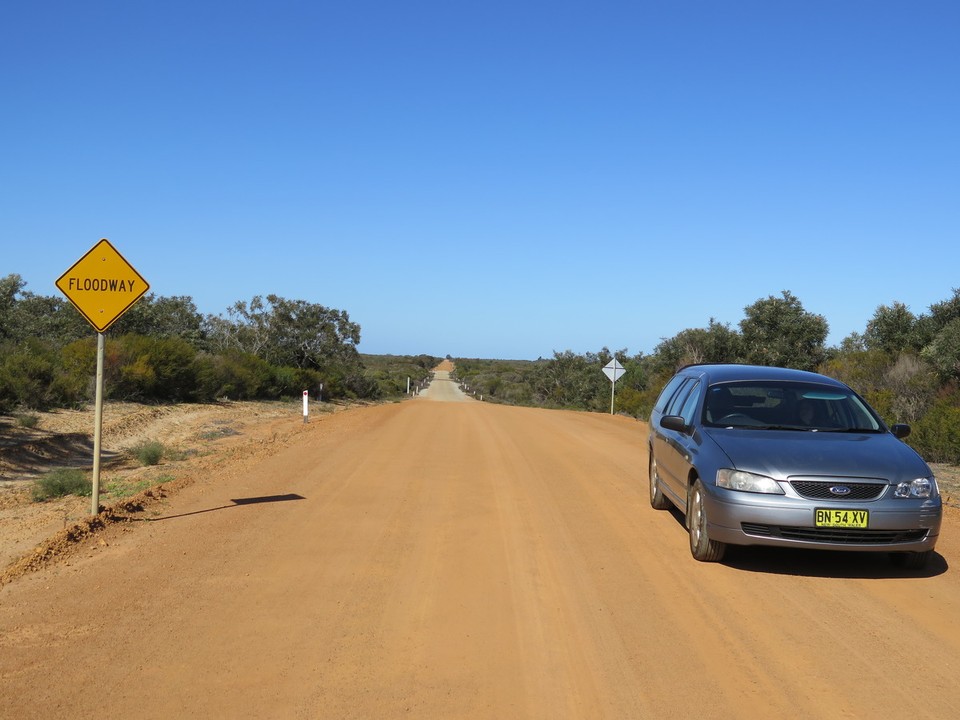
419 363 474 402
2 381 959 718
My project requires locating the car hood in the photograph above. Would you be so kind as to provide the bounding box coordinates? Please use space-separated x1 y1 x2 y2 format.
703 428 931 483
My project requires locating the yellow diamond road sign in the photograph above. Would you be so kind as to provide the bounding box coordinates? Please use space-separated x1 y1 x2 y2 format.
56 239 150 333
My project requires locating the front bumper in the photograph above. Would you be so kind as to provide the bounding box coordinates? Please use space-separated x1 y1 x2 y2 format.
702 484 942 553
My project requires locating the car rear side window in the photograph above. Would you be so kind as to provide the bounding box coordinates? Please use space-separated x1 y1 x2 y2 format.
678 381 702 425
654 374 688 413
665 378 696 416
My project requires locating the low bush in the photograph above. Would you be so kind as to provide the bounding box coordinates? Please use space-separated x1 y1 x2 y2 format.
909 390 960 464
0 339 59 411
132 440 165 466
32 468 89 501
192 350 276 400
16 413 40 429
107 335 198 402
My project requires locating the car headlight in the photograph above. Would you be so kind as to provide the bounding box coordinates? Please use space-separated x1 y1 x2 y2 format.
716 469 785 495
894 477 938 499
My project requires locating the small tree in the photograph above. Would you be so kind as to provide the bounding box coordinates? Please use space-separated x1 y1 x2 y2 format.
0 339 60 411
864 302 918 355
113 294 206 346
913 288 960 351
106 335 198 401
0 275 89 346
0 274 26 341
740 291 828 370
205 295 364 399
883 354 937 423
652 319 741 373
922 317 960 383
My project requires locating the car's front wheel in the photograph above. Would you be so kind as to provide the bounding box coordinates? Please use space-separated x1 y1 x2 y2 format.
688 479 726 562
649 455 671 510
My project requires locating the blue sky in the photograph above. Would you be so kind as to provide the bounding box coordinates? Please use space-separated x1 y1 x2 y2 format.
2 1 958 360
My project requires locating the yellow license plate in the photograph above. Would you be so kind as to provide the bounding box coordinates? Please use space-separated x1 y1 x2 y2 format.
815 508 869 528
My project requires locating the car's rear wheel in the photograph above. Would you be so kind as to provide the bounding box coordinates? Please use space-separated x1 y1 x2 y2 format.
649 455 671 510
889 550 932 569
688 479 726 562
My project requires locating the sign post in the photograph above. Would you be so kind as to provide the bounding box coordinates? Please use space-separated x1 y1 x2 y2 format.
602 359 626 415
56 239 149 515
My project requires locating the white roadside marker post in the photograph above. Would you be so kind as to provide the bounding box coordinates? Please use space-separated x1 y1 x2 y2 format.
303 390 309 423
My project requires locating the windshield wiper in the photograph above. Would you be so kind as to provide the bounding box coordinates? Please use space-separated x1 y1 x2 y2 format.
819 427 883 433
753 424 810 431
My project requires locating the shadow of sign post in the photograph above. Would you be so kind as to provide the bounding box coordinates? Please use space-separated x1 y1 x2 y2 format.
142 494 307 522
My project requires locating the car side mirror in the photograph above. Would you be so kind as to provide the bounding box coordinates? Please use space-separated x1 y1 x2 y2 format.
891 423 911 439
660 415 689 433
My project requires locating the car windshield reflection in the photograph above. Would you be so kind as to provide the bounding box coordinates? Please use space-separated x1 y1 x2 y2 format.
703 381 882 432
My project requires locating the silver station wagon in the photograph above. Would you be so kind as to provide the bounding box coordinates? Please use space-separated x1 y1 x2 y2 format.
648 364 942 567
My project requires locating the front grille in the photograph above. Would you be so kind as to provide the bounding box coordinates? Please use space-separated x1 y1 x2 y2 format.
790 480 887 501
741 523 928 545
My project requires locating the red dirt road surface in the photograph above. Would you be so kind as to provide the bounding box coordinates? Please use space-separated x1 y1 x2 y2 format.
2 365 960 718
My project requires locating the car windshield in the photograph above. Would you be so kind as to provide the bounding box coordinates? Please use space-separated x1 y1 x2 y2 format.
702 381 883 432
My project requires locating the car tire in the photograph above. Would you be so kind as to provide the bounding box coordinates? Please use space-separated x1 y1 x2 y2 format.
889 550 932 570
649 455 671 510
688 479 726 562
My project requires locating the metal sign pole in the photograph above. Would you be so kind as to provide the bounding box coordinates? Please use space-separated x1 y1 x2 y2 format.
91 332 105 515
602 358 625 416
56 239 150 518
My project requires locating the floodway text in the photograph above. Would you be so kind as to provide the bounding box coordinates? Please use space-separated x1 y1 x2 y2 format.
66 277 139 292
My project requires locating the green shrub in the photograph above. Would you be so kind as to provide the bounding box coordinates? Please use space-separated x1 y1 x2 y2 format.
359 354 439 399
0 339 58 411
32 468 90 501
16 412 40 428
106 335 197 401
193 350 275 400
132 440 165 466
909 392 960 464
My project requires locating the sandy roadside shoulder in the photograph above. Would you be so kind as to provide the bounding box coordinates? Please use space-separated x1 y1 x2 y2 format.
0 399 355 583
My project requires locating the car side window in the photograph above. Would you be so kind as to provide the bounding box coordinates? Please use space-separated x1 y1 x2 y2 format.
665 378 695 416
654 374 688 413
678 381 702 425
